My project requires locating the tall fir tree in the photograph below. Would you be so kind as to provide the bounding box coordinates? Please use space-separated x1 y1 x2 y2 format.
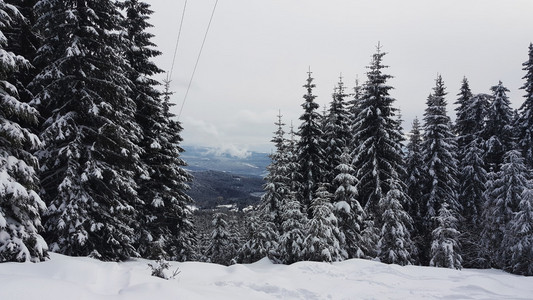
323 77 351 190
421 75 461 266
332 148 366 259
31 0 143 260
297 70 325 216
279 192 308 264
3 0 39 104
117 0 196 261
453 77 474 140
516 43 533 168
481 150 528 268
237 207 279 263
205 212 235 265
304 184 345 262
454 87 490 268
483 81 514 173
0 0 48 262
377 173 415 266
347 77 363 156
404 117 425 264
429 202 463 269
351 45 405 220
261 112 290 232
501 187 533 276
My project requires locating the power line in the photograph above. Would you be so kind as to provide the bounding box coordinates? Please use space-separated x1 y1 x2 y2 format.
177 0 219 120
167 0 188 81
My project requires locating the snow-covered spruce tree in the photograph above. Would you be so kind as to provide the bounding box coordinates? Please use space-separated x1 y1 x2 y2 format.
377 173 415 266
323 77 351 191
297 70 325 217
0 1 48 262
404 118 425 226
481 150 528 268
205 212 234 265
352 45 405 220
31 0 142 261
143 81 197 261
304 184 345 262
421 75 461 266
482 81 514 173
3 0 39 104
286 123 303 197
332 148 366 259
404 117 425 264
279 192 308 264
347 77 363 156
502 187 533 275
429 202 463 269
516 43 533 168
261 112 290 232
455 92 489 222
454 87 490 268
454 77 474 139
458 137 488 268
237 206 279 264
118 0 197 261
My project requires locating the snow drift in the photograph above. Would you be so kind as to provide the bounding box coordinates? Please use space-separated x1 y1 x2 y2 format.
1 253 532 299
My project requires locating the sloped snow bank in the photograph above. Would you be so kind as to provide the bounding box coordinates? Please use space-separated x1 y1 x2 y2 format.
1 253 532 300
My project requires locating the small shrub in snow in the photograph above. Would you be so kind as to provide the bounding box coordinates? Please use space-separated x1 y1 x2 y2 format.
148 259 180 280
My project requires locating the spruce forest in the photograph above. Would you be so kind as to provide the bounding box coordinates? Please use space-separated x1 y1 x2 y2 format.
1 0 533 278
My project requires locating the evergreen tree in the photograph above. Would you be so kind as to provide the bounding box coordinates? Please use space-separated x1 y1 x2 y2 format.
377 174 415 266
323 77 351 190
31 0 142 261
352 45 405 219
304 184 345 262
286 123 303 197
118 0 196 261
458 137 487 268
502 187 533 275
261 112 290 232
483 81 514 173
454 90 490 268
279 192 308 264
238 207 279 264
516 43 533 168
205 212 234 265
404 117 425 264
404 118 425 226
0 1 48 262
332 148 366 259
297 70 325 216
481 150 528 268
347 77 363 156
429 202 463 269
454 77 474 139
421 75 461 265
3 0 39 104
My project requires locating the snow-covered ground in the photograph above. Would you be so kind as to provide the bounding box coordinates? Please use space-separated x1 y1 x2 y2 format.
1 253 532 300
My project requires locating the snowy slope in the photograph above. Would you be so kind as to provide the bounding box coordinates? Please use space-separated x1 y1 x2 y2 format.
1 253 532 300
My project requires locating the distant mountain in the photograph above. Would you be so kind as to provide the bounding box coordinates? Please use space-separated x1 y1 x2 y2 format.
181 146 269 209
181 145 270 177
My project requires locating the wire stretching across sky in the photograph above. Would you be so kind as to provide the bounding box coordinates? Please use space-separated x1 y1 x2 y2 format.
177 0 219 120
167 0 188 81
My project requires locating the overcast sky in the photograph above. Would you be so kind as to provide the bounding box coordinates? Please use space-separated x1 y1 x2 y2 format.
148 0 533 156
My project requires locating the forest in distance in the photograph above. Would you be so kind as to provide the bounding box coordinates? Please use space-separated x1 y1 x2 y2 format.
2 0 533 279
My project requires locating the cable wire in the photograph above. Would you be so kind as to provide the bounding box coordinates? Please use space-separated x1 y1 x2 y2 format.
167 0 188 81
177 0 219 120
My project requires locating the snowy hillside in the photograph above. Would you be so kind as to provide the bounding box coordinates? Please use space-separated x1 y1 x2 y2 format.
1 253 532 300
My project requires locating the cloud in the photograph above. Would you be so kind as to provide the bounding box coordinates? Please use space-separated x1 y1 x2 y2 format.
207 144 251 159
